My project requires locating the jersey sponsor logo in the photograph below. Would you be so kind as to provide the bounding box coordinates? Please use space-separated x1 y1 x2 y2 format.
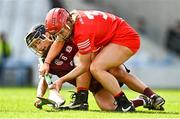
77 39 90 50
54 59 63 65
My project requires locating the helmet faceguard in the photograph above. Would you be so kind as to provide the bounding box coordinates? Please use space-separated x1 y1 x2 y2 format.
25 25 46 46
45 8 74 41
25 24 53 57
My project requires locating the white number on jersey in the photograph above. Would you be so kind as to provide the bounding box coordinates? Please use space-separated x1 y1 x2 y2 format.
61 56 68 61
84 11 108 20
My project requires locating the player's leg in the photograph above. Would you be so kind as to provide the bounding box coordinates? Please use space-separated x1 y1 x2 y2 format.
109 66 145 93
90 43 135 112
138 94 164 110
61 72 91 110
109 65 165 110
93 88 116 111
92 80 159 111
93 88 150 111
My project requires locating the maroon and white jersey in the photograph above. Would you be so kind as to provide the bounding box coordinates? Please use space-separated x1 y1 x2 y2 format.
49 40 78 77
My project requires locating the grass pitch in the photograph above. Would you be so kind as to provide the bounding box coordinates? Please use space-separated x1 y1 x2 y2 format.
0 87 180 118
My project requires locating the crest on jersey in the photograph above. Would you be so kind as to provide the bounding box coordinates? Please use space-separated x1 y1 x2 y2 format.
66 45 72 53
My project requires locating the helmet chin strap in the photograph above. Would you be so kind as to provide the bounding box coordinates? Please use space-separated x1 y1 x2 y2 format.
65 24 71 30
55 22 73 42
64 23 73 40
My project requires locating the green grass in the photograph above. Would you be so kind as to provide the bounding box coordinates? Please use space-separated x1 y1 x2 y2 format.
0 87 180 118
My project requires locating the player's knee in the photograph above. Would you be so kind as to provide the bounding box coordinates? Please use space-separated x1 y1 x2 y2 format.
90 63 97 75
90 63 101 76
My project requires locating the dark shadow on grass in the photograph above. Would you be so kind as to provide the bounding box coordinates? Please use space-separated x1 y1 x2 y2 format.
132 110 179 115
43 108 180 115
87 109 180 115
44 109 91 112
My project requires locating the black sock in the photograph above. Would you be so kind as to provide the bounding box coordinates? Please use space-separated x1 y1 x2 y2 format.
76 90 88 104
114 92 131 107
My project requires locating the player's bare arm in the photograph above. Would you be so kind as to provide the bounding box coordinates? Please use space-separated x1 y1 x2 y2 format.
54 53 92 91
40 8 75 77
39 40 65 76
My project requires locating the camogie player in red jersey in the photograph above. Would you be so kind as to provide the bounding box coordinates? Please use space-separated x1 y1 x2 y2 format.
26 24 165 111
39 8 165 111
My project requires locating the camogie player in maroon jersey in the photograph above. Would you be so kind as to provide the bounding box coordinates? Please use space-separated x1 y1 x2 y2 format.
25 24 164 111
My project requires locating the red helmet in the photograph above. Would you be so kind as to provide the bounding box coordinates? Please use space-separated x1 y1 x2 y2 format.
45 8 70 34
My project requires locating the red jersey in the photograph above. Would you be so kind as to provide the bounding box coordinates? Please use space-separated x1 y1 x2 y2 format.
73 10 140 54
49 40 78 77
